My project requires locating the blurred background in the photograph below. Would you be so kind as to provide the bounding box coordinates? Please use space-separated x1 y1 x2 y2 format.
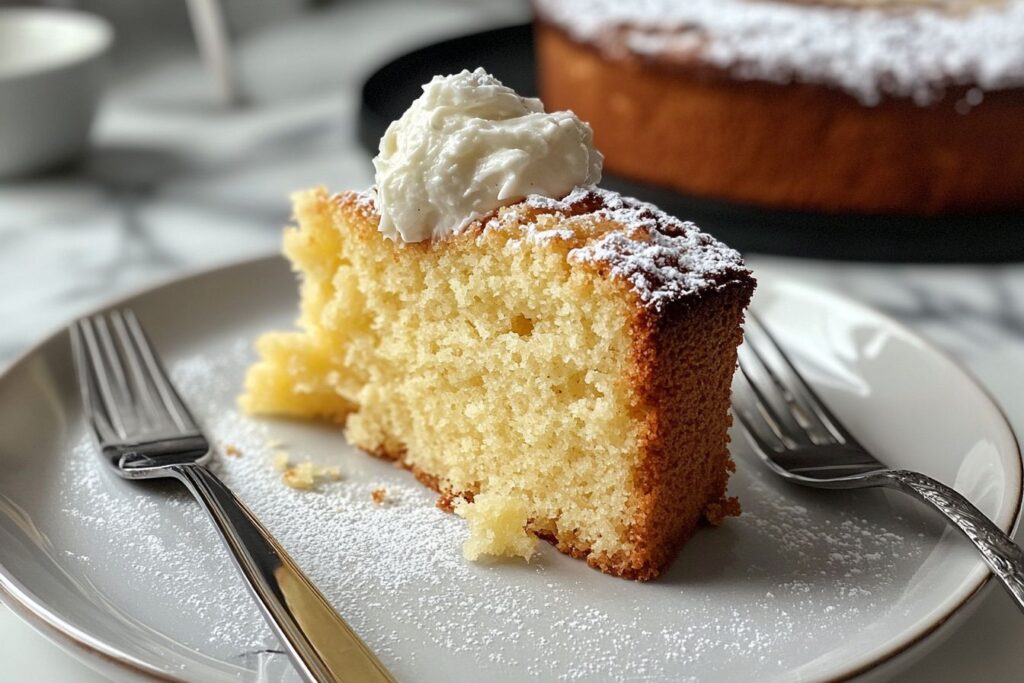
2 0 1024 680
0 0 527 360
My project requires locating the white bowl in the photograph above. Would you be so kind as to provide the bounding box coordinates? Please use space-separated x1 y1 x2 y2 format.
0 8 113 178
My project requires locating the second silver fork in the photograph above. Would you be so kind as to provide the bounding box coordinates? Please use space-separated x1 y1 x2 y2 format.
733 312 1024 612
72 309 395 683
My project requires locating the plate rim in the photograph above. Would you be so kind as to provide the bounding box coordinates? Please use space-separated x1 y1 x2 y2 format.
0 253 1020 683
753 277 1024 681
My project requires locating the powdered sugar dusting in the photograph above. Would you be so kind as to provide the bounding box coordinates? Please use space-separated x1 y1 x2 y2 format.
535 0 1024 104
351 188 376 212
513 186 748 311
573 228 745 310
521 186 596 212
346 186 748 311
51 338 942 681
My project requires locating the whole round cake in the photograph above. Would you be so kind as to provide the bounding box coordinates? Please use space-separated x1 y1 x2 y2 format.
533 0 1024 215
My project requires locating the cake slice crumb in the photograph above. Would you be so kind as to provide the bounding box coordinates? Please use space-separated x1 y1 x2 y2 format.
272 451 290 472
454 492 537 562
272 452 342 491
223 443 242 458
283 462 317 490
371 488 387 506
704 496 742 526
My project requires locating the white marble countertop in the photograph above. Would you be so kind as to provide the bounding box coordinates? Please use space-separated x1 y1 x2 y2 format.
2 0 1024 680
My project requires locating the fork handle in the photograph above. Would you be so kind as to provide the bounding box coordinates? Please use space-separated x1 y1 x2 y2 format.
879 469 1024 612
169 463 395 683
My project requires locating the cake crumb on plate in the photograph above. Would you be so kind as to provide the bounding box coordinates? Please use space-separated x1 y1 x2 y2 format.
272 452 342 491
271 451 290 472
454 492 537 562
283 462 317 490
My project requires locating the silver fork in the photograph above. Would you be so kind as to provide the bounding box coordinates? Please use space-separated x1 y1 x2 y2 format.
71 309 395 683
733 311 1024 612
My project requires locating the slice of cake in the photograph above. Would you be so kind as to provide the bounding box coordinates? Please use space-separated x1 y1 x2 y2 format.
241 69 754 580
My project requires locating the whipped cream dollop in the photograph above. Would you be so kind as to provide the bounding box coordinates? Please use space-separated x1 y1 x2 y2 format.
372 68 603 243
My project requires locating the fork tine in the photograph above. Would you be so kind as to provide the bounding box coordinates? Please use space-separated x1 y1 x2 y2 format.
737 343 817 448
109 310 174 432
71 320 120 443
75 317 129 439
120 309 198 433
731 370 787 454
92 316 131 406
745 312 861 448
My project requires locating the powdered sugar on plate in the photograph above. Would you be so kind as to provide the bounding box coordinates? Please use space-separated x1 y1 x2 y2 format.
534 0 1024 104
53 338 940 681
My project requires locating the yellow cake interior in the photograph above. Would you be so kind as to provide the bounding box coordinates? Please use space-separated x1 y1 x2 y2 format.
242 188 656 565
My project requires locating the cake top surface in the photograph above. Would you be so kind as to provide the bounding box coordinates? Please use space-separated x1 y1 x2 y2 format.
534 0 1024 104
513 187 751 311
373 68 602 243
349 185 751 312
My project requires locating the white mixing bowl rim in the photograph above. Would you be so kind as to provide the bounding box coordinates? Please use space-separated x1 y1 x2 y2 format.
0 8 113 82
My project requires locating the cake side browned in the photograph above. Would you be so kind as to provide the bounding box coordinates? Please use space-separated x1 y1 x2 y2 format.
617 281 752 580
536 21 1024 215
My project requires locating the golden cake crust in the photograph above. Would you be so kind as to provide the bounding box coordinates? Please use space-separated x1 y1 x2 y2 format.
535 19 1024 214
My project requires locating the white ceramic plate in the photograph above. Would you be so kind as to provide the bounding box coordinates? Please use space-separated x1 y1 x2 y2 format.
0 256 1019 682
